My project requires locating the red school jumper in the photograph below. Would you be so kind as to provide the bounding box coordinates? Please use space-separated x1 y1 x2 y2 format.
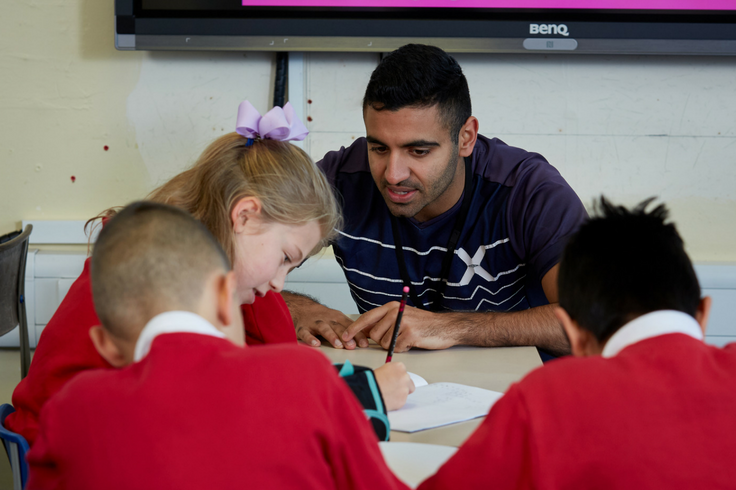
26 332 408 490
418 320 736 489
5 258 295 446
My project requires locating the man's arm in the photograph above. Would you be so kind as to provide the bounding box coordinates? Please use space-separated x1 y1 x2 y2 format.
342 265 571 356
281 290 370 349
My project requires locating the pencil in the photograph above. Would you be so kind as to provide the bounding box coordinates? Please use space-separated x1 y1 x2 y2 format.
386 286 410 363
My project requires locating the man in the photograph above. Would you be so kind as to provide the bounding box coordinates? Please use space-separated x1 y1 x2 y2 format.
416 197 736 489
284 44 586 356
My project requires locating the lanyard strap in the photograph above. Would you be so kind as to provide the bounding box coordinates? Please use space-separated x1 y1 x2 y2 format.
390 216 423 308
390 157 474 311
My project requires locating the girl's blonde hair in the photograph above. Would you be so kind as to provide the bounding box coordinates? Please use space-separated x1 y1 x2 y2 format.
90 133 341 263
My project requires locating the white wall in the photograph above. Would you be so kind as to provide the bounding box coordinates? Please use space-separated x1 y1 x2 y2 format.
0 0 272 239
302 52 736 262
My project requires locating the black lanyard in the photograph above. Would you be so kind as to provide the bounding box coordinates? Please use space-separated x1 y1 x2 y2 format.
390 156 474 311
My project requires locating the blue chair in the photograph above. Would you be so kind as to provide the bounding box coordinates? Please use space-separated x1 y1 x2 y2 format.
0 404 29 490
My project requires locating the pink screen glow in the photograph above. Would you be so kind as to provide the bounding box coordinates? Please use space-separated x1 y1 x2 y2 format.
244 0 733 8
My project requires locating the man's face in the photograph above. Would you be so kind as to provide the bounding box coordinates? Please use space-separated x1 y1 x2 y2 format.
364 104 463 222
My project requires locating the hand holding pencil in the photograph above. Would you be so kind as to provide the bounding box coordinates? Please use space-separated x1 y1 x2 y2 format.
377 285 414 412
343 285 456 352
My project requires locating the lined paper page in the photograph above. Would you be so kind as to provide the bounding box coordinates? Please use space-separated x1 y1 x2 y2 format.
389 382 503 433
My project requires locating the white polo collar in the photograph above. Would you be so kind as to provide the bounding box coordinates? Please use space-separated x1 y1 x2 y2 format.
601 310 703 358
134 311 225 362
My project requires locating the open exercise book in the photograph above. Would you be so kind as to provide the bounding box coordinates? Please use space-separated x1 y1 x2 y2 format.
388 373 504 433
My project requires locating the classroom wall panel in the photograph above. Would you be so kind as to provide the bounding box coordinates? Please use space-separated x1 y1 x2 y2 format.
463 54 736 138
127 51 273 187
305 52 378 134
302 52 378 158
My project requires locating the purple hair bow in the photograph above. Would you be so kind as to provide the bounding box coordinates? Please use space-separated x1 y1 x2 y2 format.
235 100 309 142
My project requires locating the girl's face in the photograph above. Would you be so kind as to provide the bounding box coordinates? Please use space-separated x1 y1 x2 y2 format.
232 215 322 304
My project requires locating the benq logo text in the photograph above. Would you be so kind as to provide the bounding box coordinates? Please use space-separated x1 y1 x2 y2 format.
529 24 570 37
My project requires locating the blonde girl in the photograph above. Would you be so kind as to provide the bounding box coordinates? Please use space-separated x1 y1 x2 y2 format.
7 102 413 446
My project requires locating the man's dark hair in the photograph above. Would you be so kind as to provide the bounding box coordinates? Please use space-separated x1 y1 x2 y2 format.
362 44 472 144
558 196 701 343
91 201 230 340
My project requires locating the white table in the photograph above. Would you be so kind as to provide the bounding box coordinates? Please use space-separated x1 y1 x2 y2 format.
320 343 542 447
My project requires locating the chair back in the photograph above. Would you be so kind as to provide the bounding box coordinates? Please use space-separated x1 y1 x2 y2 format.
0 225 33 377
0 404 29 490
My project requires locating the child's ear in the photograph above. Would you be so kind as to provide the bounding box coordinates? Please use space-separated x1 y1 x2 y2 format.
216 271 246 346
89 326 129 368
554 306 599 357
230 197 263 233
215 271 237 327
695 296 712 337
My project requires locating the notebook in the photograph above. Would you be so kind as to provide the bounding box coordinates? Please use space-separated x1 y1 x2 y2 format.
389 375 503 433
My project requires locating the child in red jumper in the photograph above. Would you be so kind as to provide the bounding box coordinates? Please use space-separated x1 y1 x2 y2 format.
7 102 413 446
26 201 409 490
417 197 736 490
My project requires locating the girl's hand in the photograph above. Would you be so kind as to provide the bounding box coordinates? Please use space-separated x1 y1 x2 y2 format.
373 361 415 411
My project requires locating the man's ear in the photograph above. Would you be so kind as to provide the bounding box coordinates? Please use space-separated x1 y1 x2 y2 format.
457 116 479 158
695 296 712 337
554 306 600 357
89 326 128 368
230 196 263 234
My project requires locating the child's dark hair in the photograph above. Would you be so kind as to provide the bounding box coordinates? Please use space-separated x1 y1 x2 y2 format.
362 44 472 144
558 196 701 343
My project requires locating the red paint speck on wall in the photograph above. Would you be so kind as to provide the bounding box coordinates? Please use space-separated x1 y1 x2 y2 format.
104 145 109 151
307 99 313 104
307 116 313 122
71 176 76 183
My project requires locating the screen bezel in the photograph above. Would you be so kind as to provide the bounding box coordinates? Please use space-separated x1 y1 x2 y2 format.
115 0 736 55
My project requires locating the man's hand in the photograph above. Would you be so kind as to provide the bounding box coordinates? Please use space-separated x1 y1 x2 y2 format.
342 303 458 353
297 306 366 349
342 299 570 356
373 362 415 411
282 291 369 349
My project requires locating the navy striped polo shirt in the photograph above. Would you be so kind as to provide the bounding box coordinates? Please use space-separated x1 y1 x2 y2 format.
317 135 587 313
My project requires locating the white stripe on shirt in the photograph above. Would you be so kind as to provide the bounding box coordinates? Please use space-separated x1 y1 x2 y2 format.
337 230 510 256
335 255 525 288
